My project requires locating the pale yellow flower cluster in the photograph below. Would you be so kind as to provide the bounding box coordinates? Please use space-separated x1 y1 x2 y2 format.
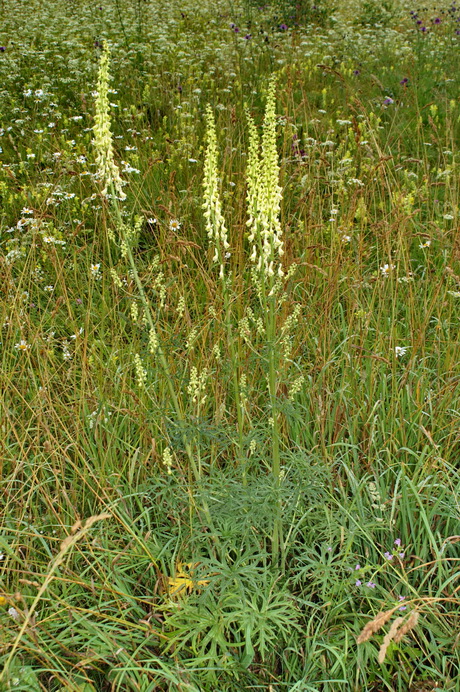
187 366 208 407
162 447 173 475
148 327 159 355
203 106 229 279
246 79 284 281
93 41 126 200
134 353 147 388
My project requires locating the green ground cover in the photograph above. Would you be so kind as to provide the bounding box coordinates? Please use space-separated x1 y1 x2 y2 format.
0 0 459 689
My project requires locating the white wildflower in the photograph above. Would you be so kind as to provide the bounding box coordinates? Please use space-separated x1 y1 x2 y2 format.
8 607 20 621
380 263 396 277
15 340 30 351
169 219 181 231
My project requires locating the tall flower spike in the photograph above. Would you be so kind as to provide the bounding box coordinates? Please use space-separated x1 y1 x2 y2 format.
93 41 126 200
246 78 283 280
203 105 229 278
260 78 283 276
246 110 261 266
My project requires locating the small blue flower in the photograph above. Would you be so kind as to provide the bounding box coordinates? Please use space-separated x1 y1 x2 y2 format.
398 595 407 611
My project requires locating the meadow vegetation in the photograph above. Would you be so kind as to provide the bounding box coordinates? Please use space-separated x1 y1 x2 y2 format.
0 0 459 689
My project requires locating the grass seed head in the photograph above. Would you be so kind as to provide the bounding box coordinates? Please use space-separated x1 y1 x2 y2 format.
378 616 404 663
393 611 420 643
357 609 394 644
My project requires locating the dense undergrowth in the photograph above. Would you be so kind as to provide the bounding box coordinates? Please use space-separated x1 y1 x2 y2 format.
0 0 459 690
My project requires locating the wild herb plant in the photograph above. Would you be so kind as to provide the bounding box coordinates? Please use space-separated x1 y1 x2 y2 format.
0 0 459 689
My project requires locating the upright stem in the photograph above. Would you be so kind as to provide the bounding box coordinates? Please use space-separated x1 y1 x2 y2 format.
222 284 245 479
266 292 283 568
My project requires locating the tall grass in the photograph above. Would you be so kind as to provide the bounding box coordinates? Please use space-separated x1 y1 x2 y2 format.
0 0 459 689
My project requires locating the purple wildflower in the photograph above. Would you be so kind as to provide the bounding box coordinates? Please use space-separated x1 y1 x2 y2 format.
355 579 362 586
279 23 288 30
384 552 393 560
355 564 361 570
394 538 402 547
0 47 5 52
400 78 409 85
366 581 376 589
398 595 407 611
399 552 405 559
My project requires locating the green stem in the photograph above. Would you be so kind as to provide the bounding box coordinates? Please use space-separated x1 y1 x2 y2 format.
267 292 283 567
222 281 245 479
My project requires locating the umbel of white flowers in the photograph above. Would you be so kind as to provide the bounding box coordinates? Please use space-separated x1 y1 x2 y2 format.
93 41 126 200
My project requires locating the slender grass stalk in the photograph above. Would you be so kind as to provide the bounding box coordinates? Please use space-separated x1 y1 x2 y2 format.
108 189 200 480
0 513 110 684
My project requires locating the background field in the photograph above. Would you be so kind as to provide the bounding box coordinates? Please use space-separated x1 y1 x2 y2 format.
0 0 459 690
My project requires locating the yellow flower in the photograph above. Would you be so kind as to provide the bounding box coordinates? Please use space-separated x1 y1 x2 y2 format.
167 562 209 597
